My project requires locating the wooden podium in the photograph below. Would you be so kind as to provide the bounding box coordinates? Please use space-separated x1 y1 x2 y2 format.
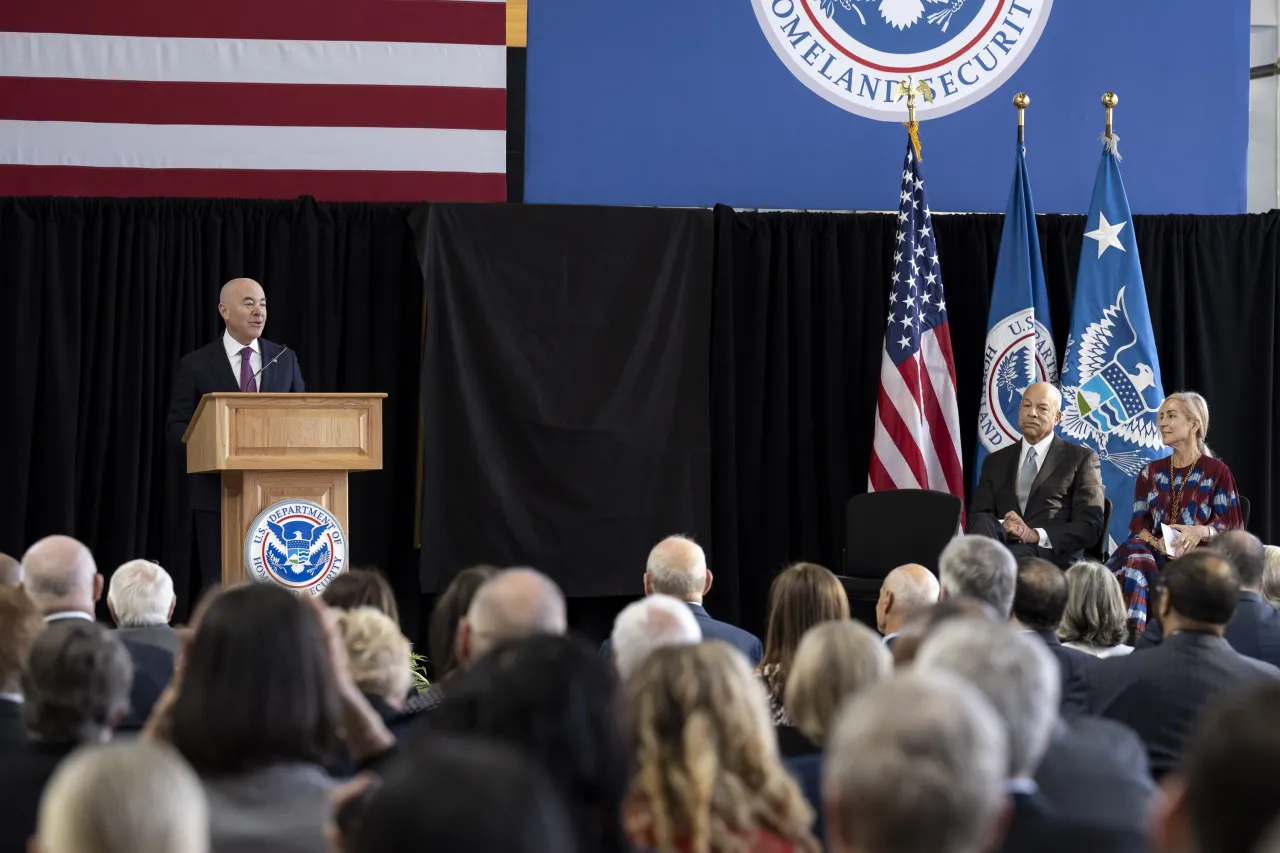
182 393 386 587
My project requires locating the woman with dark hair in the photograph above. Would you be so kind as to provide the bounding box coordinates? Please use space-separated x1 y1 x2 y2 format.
422 634 630 853
403 565 497 714
152 583 393 853
756 563 850 724
322 568 400 626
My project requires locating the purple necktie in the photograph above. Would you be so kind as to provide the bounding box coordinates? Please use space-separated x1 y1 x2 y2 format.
239 347 257 393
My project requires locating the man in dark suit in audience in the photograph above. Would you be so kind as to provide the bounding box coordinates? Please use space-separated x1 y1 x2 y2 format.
1081 550 1280 779
1011 557 1094 716
1136 531 1280 668
968 383 1106 568
599 536 762 665
165 277 305 614
0 587 44 750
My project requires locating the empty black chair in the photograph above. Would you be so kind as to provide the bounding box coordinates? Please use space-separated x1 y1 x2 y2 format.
1084 498 1113 562
1240 494 1252 531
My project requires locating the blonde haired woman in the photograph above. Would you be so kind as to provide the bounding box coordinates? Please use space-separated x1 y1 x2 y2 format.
333 606 414 735
1263 545 1280 609
622 642 820 853
1108 392 1243 641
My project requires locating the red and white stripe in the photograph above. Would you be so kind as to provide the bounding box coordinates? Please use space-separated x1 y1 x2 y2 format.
0 0 507 201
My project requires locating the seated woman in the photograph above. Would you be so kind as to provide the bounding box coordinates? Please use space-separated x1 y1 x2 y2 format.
1108 392 1243 642
1057 561 1133 658
334 607 415 739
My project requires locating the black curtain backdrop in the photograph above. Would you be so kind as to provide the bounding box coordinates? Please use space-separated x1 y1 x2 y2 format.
413 204 713 598
0 198 424 635
713 206 1280 635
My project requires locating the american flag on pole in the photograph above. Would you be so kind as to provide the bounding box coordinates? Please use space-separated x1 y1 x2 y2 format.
867 138 965 509
0 0 508 201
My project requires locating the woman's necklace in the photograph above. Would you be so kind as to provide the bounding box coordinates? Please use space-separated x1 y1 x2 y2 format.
1168 453 1203 523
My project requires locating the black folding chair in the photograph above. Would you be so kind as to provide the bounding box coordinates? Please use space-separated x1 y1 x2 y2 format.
1084 498 1113 562
1240 494 1252 531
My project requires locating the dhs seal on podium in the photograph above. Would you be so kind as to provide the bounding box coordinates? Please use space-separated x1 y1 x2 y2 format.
245 500 346 595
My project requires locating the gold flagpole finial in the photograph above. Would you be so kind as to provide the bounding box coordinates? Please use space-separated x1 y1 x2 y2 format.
1013 93 1030 144
897 76 936 159
1102 92 1118 138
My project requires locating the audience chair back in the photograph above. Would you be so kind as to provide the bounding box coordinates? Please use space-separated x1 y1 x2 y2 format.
1085 498 1113 562
1240 495 1252 531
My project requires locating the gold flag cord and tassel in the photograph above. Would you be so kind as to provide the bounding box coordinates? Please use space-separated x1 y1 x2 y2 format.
897 77 935 160
1100 92 1122 160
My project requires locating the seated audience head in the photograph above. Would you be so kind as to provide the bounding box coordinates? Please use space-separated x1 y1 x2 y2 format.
1058 561 1128 648
0 586 43 695
106 559 176 628
170 583 342 778
762 561 850 678
457 568 567 666
621 641 818 853
34 742 209 853
823 671 1008 853
334 607 412 711
427 564 497 681
1206 530 1266 592
0 552 21 588
889 597 1000 667
915 618 1060 780
1011 557 1068 632
875 563 940 637
938 535 1017 618
644 535 711 603
322 568 400 625
1154 550 1240 636
350 735 577 853
1264 545 1280 610
427 635 628 853
22 620 134 744
1151 682 1280 853
785 620 891 746
20 535 103 617
609 594 701 680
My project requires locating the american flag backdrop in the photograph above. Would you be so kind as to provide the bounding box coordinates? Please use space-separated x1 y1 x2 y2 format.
0 0 510 201
867 138 965 509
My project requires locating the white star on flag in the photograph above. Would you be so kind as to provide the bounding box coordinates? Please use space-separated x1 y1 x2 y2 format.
898 334 912 349
1084 211 1127 258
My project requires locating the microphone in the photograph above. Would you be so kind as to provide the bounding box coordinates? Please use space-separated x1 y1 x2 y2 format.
250 345 290 386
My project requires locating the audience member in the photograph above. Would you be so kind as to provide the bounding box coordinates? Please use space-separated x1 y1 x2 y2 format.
408 564 497 714
939 534 1017 617
781 621 891 848
0 553 20 588
1150 681 1280 853
622 642 819 853
600 536 762 665
1263 544 1280 609
345 736 577 853
1012 557 1093 715
0 587 43 748
333 607 414 738
426 635 630 853
1058 561 1133 658
322 568 401 626
0 621 134 853
455 568 567 667
160 583 393 853
874 563 939 647
1080 550 1280 778
608 594 701 680
823 672 1008 853
33 741 209 853
888 597 1000 667
108 559 180 655
757 562 849 724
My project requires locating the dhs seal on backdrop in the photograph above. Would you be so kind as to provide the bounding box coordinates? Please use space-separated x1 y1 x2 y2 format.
751 0 1054 120
978 308 1058 452
245 500 346 595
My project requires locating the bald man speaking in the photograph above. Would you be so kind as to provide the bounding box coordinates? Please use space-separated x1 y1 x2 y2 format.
165 278 305 607
967 382 1105 569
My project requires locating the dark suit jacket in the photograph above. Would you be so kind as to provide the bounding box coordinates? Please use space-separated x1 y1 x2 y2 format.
1137 592 1280 670
599 602 763 666
1035 716 1155 840
1081 630 1280 779
118 639 174 731
783 753 825 849
970 437 1105 567
0 698 24 751
0 740 77 853
165 337 304 510
1031 630 1093 718
1001 790 1146 853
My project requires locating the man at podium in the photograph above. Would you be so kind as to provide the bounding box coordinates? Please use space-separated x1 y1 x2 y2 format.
165 278 305 609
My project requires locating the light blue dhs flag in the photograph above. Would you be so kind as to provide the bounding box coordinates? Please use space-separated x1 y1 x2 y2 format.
1058 144 1169 551
975 141 1057 489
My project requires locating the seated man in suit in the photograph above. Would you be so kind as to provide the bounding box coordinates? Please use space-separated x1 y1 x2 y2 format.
165 277 305 615
0 587 44 749
599 535 762 665
875 563 939 648
1137 531 1280 668
1012 557 1094 716
107 559 182 656
1081 551 1280 779
454 568 567 668
968 383 1105 569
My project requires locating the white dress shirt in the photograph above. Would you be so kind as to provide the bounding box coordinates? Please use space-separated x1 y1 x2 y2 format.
1017 433 1055 549
44 610 93 623
223 329 262 389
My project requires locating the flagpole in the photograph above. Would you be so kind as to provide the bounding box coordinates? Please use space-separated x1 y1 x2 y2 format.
1101 92 1121 157
1014 92 1029 145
